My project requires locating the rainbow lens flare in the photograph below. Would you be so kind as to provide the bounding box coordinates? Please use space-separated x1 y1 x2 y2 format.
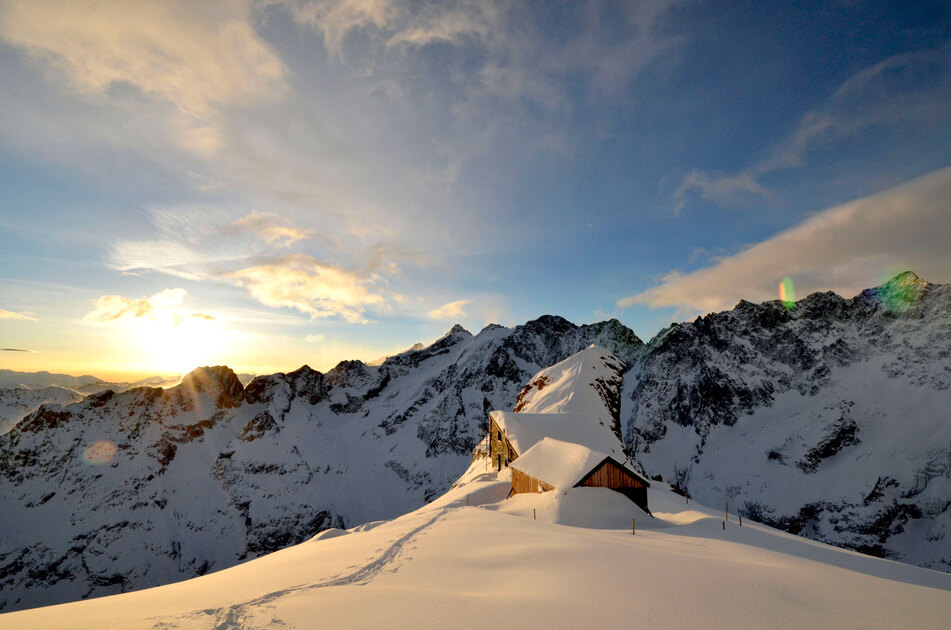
83 440 117 465
779 277 796 309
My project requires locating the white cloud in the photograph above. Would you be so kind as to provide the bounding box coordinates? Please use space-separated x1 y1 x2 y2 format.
109 207 421 323
0 308 38 322
82 295 155 324
305 333 326 343
225 254 388 323
227 211 312 248
428 298 471 320
622 165 951 313
82 288 202 325
0 0 284 116
109 206 317 279
282 0 396 58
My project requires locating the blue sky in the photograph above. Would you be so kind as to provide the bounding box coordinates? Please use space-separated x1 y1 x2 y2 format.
1 0 951 378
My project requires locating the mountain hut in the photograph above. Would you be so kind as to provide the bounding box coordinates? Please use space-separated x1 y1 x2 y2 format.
509 438 650 512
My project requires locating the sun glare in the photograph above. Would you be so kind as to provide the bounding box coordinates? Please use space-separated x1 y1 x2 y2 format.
135 315 226 376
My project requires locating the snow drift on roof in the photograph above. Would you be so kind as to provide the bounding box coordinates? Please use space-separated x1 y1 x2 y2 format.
491 410 625 459
510 438 613 488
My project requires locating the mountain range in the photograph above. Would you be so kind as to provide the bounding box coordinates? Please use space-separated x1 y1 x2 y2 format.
1 271 948 612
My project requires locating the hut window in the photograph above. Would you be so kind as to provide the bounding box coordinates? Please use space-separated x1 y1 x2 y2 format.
497 430 502 441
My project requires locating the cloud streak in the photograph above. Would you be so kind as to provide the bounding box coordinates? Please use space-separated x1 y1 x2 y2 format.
677 44 951 207
226 211 311 248
622 165 951 313
0 0 284 116
428 298 471 320
0 308 38 322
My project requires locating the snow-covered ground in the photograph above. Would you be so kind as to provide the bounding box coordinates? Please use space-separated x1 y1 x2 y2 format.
0 386 82 435
4 468 948 630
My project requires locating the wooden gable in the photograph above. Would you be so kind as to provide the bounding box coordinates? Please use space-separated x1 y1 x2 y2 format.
575 458 649 490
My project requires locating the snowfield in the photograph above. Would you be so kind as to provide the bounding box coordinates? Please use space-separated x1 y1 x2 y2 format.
3 470 948 630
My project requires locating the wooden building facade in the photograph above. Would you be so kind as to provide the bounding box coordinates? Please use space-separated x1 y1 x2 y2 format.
576 458 649 512
488 415 518 472
511 467 555 494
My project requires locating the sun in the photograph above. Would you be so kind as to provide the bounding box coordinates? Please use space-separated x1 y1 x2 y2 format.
136 315 227 376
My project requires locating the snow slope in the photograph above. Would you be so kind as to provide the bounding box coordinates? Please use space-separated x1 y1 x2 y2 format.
2 470 948 630
0 386 82 435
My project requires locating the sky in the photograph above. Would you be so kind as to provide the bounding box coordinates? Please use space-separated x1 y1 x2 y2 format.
1 0 950 379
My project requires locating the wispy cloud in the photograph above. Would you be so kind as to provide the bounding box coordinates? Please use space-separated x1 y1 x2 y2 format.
110 207 419 323
226 211 311 248
622 165 951 313
0 0 284 116
428 298 471 320
1 348 36 353
82 288 209 325
109 207 316 279
225 254 389 323
676 44 951 207
0 308 38 322
82 295 156 324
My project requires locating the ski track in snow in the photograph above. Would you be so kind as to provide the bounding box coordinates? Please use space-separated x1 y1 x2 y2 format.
156 508 450 630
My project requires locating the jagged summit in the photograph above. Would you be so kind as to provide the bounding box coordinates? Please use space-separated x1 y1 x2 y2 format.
178 365 245 408
731 271 937 315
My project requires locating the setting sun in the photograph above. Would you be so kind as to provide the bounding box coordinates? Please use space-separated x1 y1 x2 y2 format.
136 314 226 376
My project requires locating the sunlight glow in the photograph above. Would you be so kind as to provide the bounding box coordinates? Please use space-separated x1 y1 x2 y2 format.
136 314 227 376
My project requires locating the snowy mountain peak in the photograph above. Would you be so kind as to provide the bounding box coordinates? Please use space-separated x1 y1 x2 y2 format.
514 345 625 421
178 365 245 408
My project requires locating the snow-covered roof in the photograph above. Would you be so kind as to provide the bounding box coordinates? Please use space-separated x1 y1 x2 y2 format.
510 438 617 489
491 410 625 459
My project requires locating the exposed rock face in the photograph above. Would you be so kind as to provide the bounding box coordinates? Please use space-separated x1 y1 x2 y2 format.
623 272 951 571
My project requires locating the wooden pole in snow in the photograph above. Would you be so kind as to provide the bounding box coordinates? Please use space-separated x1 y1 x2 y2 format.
739 515 742 527
533 508 536 521
632 518 636 536
466 494 469 506
722 520 725 530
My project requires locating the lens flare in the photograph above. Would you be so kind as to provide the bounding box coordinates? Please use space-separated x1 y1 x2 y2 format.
779 277 796 309
83 440 117 465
